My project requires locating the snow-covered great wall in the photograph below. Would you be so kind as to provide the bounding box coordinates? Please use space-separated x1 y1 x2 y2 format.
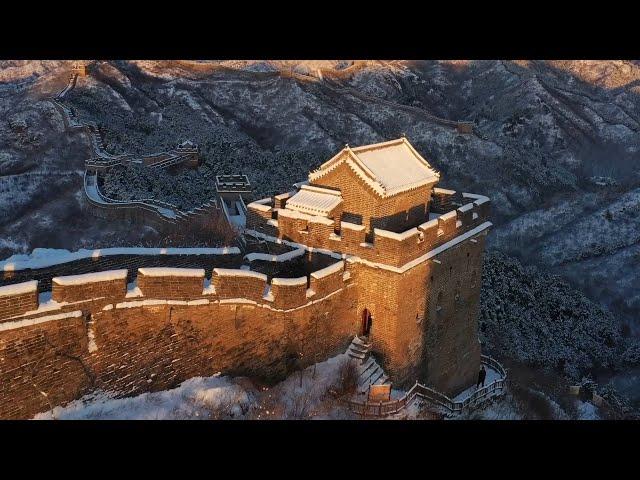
0 246 359 419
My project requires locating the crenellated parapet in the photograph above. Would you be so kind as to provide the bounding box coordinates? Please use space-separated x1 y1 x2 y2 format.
270 276 308 309
52 270 128 303
0 281 38 321
213 268 268 302
246 189 490 269
0 258 353 327
137 268 205 300
0 260 358 419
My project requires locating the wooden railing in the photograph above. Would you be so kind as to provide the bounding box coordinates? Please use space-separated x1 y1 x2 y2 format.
346 355 507 418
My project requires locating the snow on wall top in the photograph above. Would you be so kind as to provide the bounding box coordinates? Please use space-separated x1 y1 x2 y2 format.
138 268 205 278
434 187 456 196
286 185 342 217
53 269 128 286
244 247 306 263
374 227 420 241
418 218 439 231
271 276 308 287
213 268 268 281
247 201 271 212
311 261 344 279
310 138 439 198
439 210 457 222
0 280 38 297
0 310 83 333
0 247 240 272
462 192 490 203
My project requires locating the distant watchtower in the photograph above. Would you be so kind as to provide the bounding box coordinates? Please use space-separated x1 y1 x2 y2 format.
216 175 252 229
216 175 252 203
176 140 201 168
72 61 89 77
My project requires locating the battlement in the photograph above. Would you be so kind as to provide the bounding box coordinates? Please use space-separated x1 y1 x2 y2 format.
0 257 352 326
0 281 38 321
247 189 490 269
52 270 128 303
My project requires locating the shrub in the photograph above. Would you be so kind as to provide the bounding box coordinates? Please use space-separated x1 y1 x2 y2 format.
332 358 359 398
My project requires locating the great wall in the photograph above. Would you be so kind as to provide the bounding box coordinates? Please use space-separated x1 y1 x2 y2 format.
0 62 506 419
51 63 233 232
0 244 358 419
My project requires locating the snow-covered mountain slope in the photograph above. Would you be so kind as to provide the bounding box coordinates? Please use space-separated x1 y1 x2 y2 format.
480 252 640 380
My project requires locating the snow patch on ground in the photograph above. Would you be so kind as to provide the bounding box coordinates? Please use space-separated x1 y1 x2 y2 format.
34 375 250 420
33 353 357 420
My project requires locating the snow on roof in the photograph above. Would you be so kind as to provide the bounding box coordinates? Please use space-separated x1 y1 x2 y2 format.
277 209 311 221
0 280 38 297
274 192 293 201
271 276 307 287
138 268 205 278
311 261 344 279
293 180 309 190
351 140 439 191
309 138 439 198
53 270 128 286
286 185 342 217
213 268 268 281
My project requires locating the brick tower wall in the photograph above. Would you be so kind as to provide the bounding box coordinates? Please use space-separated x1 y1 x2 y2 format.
347 228 487 396
420 233 486 395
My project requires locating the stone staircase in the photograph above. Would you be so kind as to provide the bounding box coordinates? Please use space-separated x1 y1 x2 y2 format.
347 336 391 395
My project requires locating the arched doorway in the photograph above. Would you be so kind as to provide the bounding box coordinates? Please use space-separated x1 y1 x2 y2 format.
361 309 372 337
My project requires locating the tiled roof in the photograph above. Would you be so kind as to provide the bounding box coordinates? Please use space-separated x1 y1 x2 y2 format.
286 185 343 217
309 138 439 197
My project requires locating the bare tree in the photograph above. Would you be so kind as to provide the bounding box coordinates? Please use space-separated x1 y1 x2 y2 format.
336 357 359 397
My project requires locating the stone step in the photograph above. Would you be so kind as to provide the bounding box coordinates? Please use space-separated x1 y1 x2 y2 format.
349 344 369 355
359 357 376 374
358 364 383 387
373 373 389 386
353 336 371 348
348 350 366 360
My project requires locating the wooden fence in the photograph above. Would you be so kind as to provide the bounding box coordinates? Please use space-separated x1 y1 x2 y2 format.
346 355 507 418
